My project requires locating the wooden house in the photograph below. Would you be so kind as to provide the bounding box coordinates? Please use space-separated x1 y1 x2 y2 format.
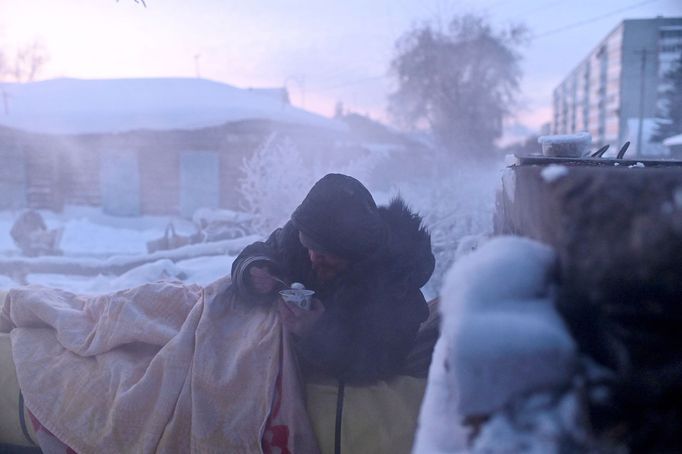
0 78 349 217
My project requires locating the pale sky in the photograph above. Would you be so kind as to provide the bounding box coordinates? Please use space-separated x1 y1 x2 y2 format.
2 0 681 137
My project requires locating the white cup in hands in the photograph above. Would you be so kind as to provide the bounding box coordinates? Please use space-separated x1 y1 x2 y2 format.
279 288 315 311
277 297 324 338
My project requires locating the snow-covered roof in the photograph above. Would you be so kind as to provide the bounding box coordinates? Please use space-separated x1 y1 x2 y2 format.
663 133 682 147
0 78 345 135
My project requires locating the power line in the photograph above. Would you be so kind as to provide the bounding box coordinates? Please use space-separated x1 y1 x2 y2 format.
513 0 565 18
533 0 662 39
308 0 665 99
315 74 387 92
486 0 511 10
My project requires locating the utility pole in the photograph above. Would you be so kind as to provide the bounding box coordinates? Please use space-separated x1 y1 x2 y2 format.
635 49 653 156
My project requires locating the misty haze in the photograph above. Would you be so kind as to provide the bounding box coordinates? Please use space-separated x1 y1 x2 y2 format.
1 1 682 453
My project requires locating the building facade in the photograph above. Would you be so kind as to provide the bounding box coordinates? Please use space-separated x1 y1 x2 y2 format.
552 17 682 157
0 78 347 216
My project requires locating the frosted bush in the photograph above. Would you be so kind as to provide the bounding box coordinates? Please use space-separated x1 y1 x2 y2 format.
239 134 311 234
239 133 383 235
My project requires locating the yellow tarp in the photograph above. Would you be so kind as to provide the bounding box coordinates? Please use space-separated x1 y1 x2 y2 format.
306 376 426 454
0 291 37 447
0 334 37 447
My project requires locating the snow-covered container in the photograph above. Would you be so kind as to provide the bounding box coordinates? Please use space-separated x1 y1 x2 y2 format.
537 132 591 158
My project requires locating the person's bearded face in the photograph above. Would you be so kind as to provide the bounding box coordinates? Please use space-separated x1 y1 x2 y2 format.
308 248 349 283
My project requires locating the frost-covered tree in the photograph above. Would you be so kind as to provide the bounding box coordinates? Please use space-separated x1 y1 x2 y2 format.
653 53 682 142
239 133 383 235
239 134 312 234
389 14 526 159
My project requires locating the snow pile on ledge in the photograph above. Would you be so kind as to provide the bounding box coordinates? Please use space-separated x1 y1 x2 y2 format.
414 236 578 453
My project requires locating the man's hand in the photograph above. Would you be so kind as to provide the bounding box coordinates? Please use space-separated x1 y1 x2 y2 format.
248 265 278 294
278 297 324 338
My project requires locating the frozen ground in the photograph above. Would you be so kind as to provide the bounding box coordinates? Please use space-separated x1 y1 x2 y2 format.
0 206 248 294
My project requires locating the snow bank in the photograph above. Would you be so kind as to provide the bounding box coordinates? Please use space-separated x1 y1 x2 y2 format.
59 218 164 256
414 236 577 453
0 206 200 256
0 206 258 293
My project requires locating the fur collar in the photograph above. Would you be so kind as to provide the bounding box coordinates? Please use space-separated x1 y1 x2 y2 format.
338 197 434 290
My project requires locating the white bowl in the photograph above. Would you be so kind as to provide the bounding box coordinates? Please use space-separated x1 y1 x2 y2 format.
279 289 315 311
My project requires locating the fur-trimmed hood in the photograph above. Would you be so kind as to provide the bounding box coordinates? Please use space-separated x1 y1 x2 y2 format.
322 195 435 308
300 196 433 382
324 196 434 303
230 194 434 383
375 197 435 289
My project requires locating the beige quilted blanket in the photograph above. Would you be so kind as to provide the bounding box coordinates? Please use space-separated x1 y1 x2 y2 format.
0 277 319 454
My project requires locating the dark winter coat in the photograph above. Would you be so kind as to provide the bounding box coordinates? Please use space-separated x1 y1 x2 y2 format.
230 198 435 384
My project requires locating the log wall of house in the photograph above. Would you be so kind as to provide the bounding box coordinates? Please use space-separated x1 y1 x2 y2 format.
59 141 101 207
25 146 63 211
139 147 181 216
0 120 349 216
0 143 27 210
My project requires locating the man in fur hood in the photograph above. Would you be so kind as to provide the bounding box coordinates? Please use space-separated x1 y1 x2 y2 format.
232 173 435 384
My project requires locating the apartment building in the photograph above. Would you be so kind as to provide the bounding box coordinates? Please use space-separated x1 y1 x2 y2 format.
552 17 682 157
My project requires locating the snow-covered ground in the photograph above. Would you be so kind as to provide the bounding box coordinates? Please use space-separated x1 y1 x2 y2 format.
0 206 250 294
